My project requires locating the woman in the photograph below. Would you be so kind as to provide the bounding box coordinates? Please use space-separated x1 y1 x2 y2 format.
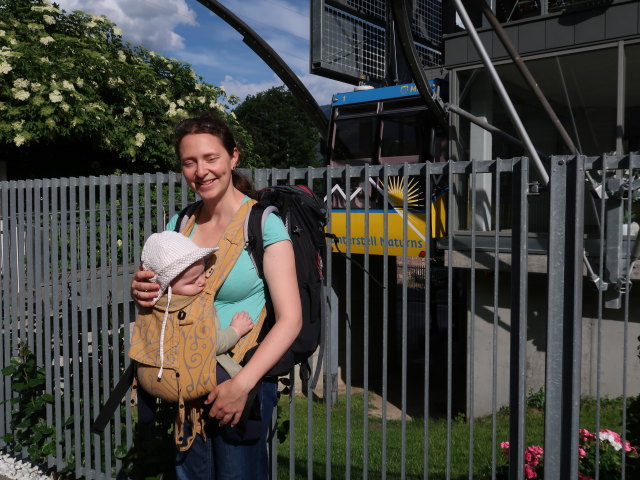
130 113 302 479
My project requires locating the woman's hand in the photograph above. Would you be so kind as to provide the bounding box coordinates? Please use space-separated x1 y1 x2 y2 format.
205 376 252 427
130 265 160 307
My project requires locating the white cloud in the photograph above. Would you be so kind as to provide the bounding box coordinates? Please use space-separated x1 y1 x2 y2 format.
221 74 283 101
223 0 308 40
221 73 351 107
54 0 196 51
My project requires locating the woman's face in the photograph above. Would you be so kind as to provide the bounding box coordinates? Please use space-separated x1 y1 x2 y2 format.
179 133 239 202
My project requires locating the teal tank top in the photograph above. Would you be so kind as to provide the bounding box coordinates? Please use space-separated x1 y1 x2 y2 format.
165 198 289 329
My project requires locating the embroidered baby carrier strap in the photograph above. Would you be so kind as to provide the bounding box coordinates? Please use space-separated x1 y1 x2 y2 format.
187 199 267 364
173 199 267 450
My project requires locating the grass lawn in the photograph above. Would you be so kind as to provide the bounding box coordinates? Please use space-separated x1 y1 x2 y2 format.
275 393 629 480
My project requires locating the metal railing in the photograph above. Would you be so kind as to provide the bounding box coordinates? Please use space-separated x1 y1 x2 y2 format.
1 156 639 479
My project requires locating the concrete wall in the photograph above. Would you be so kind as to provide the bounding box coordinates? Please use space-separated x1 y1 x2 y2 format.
468 271 640 417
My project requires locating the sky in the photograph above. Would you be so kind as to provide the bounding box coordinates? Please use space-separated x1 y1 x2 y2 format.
53 0 353 106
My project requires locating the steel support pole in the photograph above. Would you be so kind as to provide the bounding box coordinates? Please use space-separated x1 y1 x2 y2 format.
450 0 549 186
544 156 585 479
479 2 579 156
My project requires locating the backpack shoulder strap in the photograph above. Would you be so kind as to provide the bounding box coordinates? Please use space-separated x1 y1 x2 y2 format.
174 200 202 233
243 202 279 278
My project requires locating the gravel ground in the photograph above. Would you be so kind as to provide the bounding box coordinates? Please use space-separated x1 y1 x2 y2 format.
0 452 50 480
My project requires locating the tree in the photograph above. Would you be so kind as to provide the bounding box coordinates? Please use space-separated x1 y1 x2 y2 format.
0 0 254 179
234 86 323 169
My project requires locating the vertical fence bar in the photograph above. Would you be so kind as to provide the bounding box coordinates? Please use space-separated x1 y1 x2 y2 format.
14 181 24 349
381 164 389 480
89 177 100 475
41 179 53 468
446 162 454 480
59 178 72 464
468 161 477 479
78 177 93 476
68 177 83 475
306 166 316 480
423 162 432 480
324 164 334 480
543 155 585 479
33 180 43 369
0 181 11 443
362 163 371 480
345 166 353 480
508 157 529 480
401 163 409 480
102 176 114 477
620 157 635 477
50 179 64 467
24 180 35 353
121 174 133 452
491 159 502 479
594 156 606 477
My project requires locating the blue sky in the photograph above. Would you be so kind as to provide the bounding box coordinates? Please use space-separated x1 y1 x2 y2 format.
53 0 352 105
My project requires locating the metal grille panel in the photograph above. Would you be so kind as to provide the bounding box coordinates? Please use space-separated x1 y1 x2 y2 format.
322 3 387 81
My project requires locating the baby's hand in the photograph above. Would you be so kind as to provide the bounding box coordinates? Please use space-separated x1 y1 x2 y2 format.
229 311 254 338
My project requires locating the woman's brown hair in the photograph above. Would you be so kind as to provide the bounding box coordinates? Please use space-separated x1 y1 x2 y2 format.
174 113 256 198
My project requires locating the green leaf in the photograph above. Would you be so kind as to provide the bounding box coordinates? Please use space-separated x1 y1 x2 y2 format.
114 444 128 459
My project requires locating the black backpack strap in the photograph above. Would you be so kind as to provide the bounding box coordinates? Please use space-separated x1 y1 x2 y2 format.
174 200 202 233
91 363 135 434
243 202 279 278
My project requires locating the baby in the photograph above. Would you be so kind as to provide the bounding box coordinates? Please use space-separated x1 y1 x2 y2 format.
129 230 253 403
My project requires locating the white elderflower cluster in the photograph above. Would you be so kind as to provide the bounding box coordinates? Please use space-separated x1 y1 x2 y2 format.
0 30 5 37
43 15 56 25
134 133 146 147
76 78 84 87
30 82 41 92
28 23 45 31
0 60 12 74
12 120 24 131
39 36 55 45
32 3 60 14
40 57 51 64
62 80 75 91
123 106 131 116
49 90 63 103
14 134 26 147
117 51 126 62
113 27 122 36
12 88 30 101
13 78 29 89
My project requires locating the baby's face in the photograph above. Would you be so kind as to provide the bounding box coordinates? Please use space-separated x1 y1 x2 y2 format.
171 259 206 296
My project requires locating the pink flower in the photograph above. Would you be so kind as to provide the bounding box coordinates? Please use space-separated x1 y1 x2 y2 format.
578 447 586 457
500 441 510 450
524 464 537 479
578 473 593 480
579 428 595 442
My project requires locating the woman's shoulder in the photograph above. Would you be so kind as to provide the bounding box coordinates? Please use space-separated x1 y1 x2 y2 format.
165 213 179 231
263 211 289 246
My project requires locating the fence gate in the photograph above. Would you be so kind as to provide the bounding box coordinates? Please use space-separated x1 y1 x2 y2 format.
1 157 639 479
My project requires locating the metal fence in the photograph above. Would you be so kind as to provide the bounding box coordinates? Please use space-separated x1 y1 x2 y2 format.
1 156 639 479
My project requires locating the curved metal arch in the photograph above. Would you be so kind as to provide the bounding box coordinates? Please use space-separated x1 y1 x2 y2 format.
196 0 329 140
388 0 448 131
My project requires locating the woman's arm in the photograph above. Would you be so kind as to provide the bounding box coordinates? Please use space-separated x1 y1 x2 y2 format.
205 239 302 426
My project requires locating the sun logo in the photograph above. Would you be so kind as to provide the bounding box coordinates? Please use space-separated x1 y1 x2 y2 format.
377 176 424 209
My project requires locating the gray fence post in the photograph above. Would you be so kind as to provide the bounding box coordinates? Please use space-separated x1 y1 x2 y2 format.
508 157 529 480
544 155 585 479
